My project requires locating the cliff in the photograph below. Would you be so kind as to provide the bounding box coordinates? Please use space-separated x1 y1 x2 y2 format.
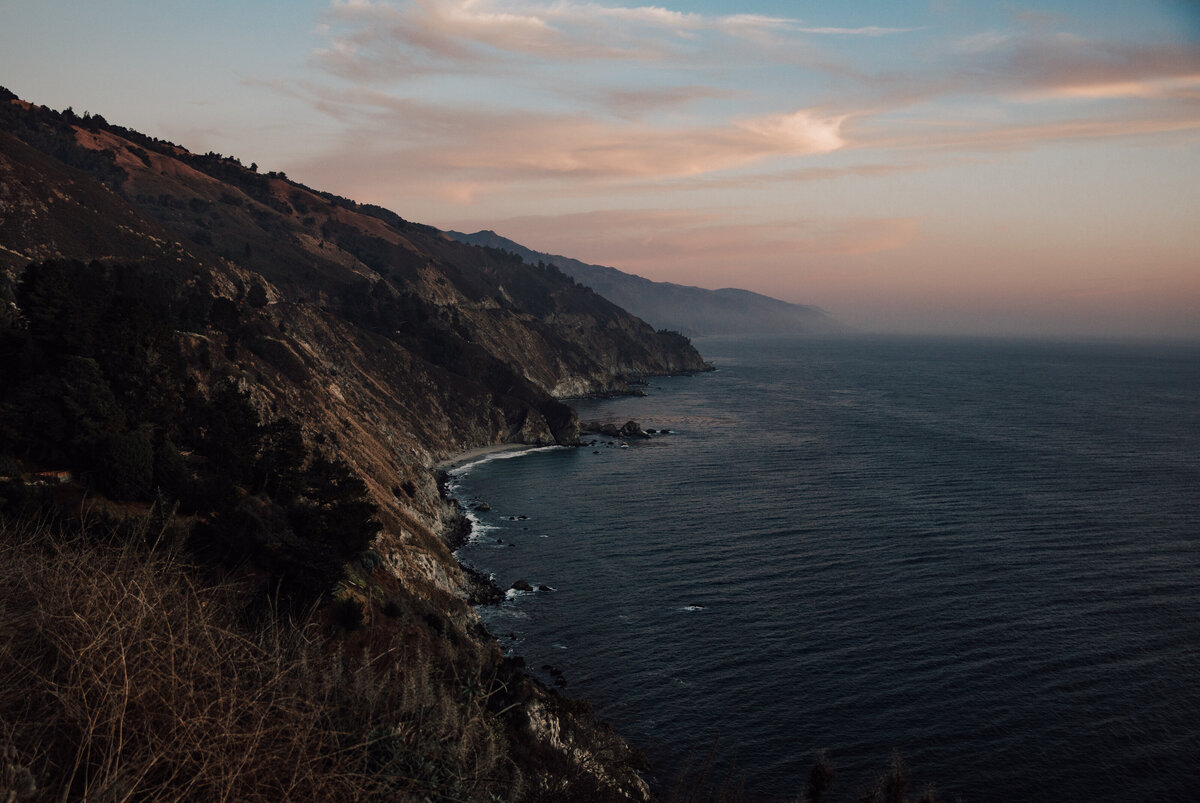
0 89 707 800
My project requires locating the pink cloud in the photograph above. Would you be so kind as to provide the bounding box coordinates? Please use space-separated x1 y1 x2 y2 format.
899 25 1200 111
1019 74 1200 101
316 0 915 80
317 0 776 79
592 85 735 119
850 110 1200 153
289 85 849 199
976 34 1200 98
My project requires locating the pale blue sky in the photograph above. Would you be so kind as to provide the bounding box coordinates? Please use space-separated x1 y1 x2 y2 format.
3 1 1198 337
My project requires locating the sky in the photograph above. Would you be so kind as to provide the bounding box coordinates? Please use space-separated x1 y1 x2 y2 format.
2 1 1199 338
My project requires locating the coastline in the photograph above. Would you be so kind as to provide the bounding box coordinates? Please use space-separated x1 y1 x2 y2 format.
434 441 656 799
434 442 537 472
437 442 553 605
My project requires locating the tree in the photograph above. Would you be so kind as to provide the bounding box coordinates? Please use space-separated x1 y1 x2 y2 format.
196 381 262 485
254 418 307 502
95 428 154 500
17 260 97 359
289 456 380 557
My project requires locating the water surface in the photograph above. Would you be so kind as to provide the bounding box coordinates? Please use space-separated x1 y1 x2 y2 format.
451 335 1200 801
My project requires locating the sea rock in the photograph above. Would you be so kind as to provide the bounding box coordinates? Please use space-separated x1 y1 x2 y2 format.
619 420 650 439
474 502 491 511
511 579 534 592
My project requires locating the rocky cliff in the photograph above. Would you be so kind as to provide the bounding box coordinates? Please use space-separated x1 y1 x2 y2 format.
0 89 708 800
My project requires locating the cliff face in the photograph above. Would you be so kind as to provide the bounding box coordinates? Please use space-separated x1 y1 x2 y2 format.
0 90 703 799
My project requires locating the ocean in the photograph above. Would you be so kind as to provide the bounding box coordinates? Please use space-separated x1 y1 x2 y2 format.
448 335 1200 801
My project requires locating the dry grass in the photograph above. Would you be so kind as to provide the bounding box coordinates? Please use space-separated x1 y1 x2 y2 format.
0 514 511 802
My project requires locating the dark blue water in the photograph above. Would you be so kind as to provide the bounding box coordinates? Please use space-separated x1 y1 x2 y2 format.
450 335 1200 801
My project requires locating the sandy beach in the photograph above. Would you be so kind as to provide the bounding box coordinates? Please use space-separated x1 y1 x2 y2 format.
434 443 537 472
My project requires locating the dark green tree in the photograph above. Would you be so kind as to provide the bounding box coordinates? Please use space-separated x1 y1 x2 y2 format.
290 456 380 558
17 260 99 360
94 428 154 500
195 381 262 486
254 418 307 502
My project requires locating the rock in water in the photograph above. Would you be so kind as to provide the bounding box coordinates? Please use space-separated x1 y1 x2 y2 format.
619 420 651 438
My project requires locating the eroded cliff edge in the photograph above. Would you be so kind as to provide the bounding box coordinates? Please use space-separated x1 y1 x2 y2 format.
0 90 709 800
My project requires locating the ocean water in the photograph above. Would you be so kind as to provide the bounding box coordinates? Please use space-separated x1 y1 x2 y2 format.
449 335 1200 801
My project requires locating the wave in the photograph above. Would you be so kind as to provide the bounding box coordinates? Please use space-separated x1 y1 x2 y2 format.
447 445 566 477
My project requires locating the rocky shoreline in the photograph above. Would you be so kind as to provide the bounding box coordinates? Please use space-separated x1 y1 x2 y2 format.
434 435 659 800
439 418 661 612
436 419 670 773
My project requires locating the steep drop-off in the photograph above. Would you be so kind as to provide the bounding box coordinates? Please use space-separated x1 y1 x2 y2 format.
0 89 709 800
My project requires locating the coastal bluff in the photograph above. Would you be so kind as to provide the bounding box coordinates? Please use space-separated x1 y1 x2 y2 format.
0 88 705 800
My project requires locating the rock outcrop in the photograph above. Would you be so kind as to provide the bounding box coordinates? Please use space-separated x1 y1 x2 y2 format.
582 419 653 439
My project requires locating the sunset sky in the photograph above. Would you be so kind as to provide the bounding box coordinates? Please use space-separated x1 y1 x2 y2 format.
3 1 1199 337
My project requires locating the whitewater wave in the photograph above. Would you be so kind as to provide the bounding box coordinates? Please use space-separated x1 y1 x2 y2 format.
448 445 566 477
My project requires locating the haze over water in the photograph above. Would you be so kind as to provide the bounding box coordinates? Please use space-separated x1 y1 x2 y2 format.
452 335 1200 801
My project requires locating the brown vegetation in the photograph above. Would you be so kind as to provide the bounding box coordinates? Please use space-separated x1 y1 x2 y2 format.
0 515 514 801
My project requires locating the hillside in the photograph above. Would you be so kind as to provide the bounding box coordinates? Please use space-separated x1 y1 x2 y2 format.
446 229 842 337
0 89 710 801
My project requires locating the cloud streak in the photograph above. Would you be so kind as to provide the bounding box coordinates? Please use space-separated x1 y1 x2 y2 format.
952 31 1200 99
291 84 849 203
305 4 1200 190
851 108 1200 153
315 0 917 80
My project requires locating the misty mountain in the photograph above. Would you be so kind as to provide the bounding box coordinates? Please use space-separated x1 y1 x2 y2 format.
445 229 842 337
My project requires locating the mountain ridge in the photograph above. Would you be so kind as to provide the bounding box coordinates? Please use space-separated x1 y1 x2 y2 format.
446 228 843 337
